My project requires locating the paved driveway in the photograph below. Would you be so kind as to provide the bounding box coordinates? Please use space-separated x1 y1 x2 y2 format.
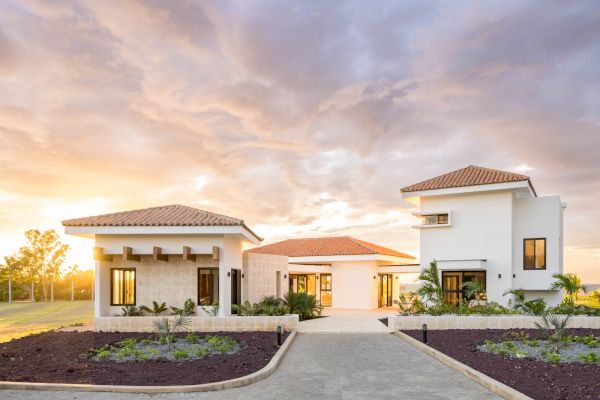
299 308 396 333
0 333 499 400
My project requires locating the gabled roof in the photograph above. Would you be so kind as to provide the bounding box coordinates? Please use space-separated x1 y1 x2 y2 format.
62 204 262 240
247 236 415 259
401 165 534 194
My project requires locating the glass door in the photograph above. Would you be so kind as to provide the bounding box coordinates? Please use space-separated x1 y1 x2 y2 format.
320 274 332 307
378 274 393 307
289 274 317 296
442 272 461 305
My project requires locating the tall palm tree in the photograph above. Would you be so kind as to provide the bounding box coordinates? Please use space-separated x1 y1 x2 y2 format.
549 273 588 305
416 261 444 307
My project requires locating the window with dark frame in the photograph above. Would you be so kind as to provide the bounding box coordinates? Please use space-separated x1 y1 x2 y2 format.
198 268 219 306
111 268 136 306
422 213 449 225
524 238 546 270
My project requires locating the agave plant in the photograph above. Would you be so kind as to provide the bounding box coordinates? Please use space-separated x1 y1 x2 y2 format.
534 311 571 354
416 261 444 307
139 301 168 316
152 315 191 349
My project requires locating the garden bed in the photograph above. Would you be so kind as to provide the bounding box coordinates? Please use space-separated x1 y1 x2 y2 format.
0 330 287 386
403 329 600 400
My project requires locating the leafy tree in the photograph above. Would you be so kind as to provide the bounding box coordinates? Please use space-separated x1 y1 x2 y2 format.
416 261 444 307
18 229 70 302
1 255 22 303
549 273 588 306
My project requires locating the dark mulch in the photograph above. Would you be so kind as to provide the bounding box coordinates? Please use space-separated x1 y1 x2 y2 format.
0 330 288 386
403 329 600 400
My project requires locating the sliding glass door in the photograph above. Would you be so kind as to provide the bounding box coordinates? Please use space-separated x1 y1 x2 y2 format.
442 271 486 305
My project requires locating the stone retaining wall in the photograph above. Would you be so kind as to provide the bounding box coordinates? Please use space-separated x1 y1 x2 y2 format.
95 315 299 332
391 315 600 330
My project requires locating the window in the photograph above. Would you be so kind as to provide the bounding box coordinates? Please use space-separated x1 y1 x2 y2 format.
524 238 546 270
111 268 136 306
320 274 332 307
442 271 486 306
421 213 449 225
198 268 219 306
289 274 316 296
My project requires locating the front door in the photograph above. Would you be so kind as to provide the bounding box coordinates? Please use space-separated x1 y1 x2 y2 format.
378 274 393 307
442 272 461 305
231 269 241 314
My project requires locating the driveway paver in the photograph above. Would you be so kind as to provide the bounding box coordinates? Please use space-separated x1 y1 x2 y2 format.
0 334 500 400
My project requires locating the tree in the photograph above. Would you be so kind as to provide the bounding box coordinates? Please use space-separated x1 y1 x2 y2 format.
19 229 70 302
66 264 79 302
1 255 22 303
549 273 588 305
416 261 444 307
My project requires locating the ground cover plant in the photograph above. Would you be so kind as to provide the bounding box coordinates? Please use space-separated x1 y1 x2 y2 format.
0 330 287 385
403 328 600 400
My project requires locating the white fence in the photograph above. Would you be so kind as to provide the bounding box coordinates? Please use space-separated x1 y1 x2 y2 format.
95 315 299 332
391 315 600 330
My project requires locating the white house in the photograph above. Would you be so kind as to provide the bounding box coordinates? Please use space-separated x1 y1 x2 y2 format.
401 165 565 306
247 237 418 309
62 204 266 318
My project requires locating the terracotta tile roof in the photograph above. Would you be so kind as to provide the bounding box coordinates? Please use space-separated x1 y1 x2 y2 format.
62 204 262 240
247 236 415 259
401 165 532 193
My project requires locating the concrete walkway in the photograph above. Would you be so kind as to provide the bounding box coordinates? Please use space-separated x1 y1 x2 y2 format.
0 334 500 400
299 308 396 333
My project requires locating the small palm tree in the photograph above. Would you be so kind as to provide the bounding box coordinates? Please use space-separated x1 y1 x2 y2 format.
416 261 444 307
140 301 168 316
534 311 571 354
503 288 546 315
461 280 485 302
549 273 588 305
152 315 190 349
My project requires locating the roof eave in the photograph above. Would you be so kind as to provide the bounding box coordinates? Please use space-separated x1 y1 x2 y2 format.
401 180 534 199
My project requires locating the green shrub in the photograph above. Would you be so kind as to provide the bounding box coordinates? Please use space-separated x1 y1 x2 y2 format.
192 345 210 358
172 349 189 361
96 350 111 360
524 339 539 347
147 348 161 357
139 301 168 316
186 333 198 344
205 335 238 353
577 352 600 364
140 338 153 345
284 292 322 320
120 338 137 349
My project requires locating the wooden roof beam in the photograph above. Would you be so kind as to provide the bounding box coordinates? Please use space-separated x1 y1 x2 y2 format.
153 246 168 262
123 246 140 262
183 246 196 262
93 247 113 262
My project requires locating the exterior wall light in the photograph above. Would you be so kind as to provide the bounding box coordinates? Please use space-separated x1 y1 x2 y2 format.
227 271 231 277
498 274 501 279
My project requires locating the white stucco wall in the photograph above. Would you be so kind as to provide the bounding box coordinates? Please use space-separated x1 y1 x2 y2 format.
416 189 564 306
512 196 563 305
419 191 513 305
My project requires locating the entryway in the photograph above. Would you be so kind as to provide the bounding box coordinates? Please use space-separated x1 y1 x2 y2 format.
298 308 395 333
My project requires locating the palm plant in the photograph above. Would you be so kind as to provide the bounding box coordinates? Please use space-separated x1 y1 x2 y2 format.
284 292 322 320
592 290 600 304
549 273 588 305
120 305 142 316
170 298 196 316
152 315 190 349
140 301 168 316
416 261 444 307
460 280 485 302
502 288 546 315
534 311 571 354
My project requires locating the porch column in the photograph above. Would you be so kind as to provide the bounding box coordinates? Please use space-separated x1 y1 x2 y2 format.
218 247 231 316
94 261 102 318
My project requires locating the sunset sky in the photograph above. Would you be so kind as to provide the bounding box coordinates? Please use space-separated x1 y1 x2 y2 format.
0 1 599 282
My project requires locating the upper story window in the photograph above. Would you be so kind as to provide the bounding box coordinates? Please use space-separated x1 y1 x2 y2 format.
524 238 546 270
111 268 136 305
421 213 449 225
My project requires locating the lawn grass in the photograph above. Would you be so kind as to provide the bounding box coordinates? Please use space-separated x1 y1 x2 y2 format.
0 300 93 342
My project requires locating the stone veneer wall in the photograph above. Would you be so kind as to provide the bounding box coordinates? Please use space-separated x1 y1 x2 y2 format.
101 254 217 316
243 252 289 304
95 315 299 332
392 315 600 330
